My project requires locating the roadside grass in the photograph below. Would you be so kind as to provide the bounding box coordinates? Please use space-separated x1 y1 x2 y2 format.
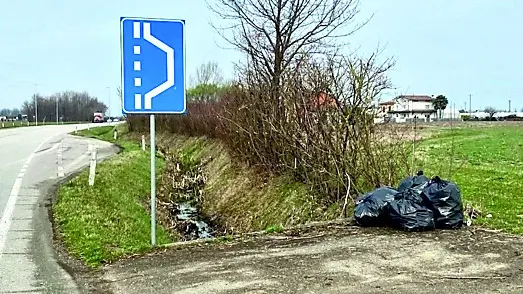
54 124 173 267
0 121 86 130
414 123 523 234
265 224 284 234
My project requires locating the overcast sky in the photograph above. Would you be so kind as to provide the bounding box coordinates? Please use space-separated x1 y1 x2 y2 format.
1 0 521 115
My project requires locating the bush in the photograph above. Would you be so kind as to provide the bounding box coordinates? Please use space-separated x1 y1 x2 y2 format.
128 54 411 205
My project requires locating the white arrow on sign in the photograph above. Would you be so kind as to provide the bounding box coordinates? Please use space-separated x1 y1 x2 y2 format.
141 22 175 110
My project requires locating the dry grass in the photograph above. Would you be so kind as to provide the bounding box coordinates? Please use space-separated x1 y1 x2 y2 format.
134 132 339 234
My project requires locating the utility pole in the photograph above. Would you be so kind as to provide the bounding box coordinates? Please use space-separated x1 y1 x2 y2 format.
34 84 38 126
107 87 111 117
56 97 59 124
469 94 472 115
509 100 511 112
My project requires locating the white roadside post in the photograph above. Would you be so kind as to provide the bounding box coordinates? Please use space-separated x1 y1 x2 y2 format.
1 122 4 128
121 17 186 247
88 146 97 186
113 128 118 140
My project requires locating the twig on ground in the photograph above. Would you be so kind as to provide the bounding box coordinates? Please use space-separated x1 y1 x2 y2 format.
340 173 352 218
422 274 507 280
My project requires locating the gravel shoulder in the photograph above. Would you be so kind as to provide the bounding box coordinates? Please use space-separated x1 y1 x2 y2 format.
73 223 523 294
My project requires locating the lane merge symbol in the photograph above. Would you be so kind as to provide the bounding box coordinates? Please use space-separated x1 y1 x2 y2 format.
120 17 186 114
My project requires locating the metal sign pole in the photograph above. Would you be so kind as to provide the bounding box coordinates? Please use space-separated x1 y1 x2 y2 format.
150 114 156 246
121 17 185 248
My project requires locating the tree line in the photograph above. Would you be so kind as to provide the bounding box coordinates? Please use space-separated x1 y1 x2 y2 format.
0 108 21 117
2 91 108 122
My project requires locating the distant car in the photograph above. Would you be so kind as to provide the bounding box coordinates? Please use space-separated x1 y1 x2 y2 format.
113 118 119 122
107 119 113 123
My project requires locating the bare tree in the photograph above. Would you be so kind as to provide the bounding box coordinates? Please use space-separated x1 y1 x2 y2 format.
194 61 224 86
208 0 367 119
484 106 496 118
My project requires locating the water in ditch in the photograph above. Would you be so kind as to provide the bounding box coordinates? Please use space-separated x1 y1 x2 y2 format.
172 202 213 239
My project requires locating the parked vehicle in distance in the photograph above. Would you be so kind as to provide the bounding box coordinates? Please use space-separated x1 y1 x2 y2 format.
93 112 104 123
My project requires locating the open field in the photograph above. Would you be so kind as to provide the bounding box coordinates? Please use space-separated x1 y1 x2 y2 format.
0 121 89 130
413 121 523 233
53 125 173 267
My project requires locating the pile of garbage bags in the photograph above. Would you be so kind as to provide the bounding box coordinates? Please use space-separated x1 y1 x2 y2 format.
354 171 463 231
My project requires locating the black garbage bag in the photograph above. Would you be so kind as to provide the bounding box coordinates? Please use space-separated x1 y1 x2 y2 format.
421 176 464 229
398 170 430 193
388 189 436 232
354 187 398 227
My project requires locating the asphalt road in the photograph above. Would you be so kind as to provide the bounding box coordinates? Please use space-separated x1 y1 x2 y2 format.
0 123 118 293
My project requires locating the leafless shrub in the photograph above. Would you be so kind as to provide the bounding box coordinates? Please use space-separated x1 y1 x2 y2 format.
217 51 410 203
127 0 413 207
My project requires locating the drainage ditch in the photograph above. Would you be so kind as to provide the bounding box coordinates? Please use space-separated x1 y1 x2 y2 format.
157 150 216 241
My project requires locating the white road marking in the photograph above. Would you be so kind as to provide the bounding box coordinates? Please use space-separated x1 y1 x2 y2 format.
62 143 91 173
3 145 60 169
134 45 140 54
0 138 51 258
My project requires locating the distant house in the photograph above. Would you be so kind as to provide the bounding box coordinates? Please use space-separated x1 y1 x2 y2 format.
378 100 395 117
310 90 337 110
377 95 437 123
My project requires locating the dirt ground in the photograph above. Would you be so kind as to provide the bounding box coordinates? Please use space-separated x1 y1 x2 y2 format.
73 223 523 294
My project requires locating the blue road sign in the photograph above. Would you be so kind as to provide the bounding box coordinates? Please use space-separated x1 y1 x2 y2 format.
120 17 186 114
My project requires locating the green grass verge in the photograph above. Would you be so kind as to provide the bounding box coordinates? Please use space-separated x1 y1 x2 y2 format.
414 123 523 233
54 125 172 267
0 121 87 130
